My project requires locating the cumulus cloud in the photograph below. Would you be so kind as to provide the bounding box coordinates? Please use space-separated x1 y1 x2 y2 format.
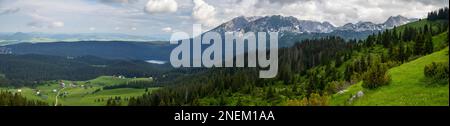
27 13 64 28
192 0 219 27
0 0 20 15
145 0 178 14
211 0 449 26
1 0 449 37
264 0 300 5
405 0 449 6
52 21 65 27
161 27 172 32
0 8 20 15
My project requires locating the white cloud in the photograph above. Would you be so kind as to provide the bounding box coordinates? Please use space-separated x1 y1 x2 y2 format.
161 27 172 32
211 0 449 26
192 0 219 27
0 0 448 37
145 0 178 14
52 21 65 27
0 7 20 15
89 27 96 31
27 13 64 28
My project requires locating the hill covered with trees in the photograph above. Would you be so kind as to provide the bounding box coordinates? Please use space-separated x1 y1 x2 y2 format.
2 41 175 61
0 54 171 87
129 7 449 106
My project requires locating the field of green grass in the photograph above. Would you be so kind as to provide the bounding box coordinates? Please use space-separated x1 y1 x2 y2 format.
0 76 158 106
330 47 449 106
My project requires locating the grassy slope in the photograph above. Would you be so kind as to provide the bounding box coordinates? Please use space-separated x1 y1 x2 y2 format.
330 47 449 106
0 76 157 106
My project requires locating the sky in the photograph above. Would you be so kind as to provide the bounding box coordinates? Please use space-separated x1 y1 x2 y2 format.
0 0 448 39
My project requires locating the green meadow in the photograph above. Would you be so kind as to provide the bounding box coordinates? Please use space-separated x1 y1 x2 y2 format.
1 76 158 106
331 47 449 106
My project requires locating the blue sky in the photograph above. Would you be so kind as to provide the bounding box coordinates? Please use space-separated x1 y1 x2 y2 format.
0 0 448 40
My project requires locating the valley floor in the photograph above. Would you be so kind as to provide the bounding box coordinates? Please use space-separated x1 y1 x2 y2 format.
0 76 158 106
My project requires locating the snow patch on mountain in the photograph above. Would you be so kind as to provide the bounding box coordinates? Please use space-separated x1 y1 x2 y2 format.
210 15 418 34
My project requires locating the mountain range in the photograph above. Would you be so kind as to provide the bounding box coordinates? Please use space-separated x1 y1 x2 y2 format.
0 32 166 46
211 15 417 33
209 15 418 46
2 41 175 61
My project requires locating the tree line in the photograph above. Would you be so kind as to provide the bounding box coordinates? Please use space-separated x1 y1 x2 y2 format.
427 7 449 21
0 91 47 106
103 80 158 90
0 54 170 87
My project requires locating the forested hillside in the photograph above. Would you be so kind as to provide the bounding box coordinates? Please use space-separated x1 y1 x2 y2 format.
129 7 449 106
2 41 174 61
0 54 171 87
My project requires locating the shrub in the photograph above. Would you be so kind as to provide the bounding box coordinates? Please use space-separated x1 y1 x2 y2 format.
362 63 391 89
424 62 449 80
284 93 329 106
